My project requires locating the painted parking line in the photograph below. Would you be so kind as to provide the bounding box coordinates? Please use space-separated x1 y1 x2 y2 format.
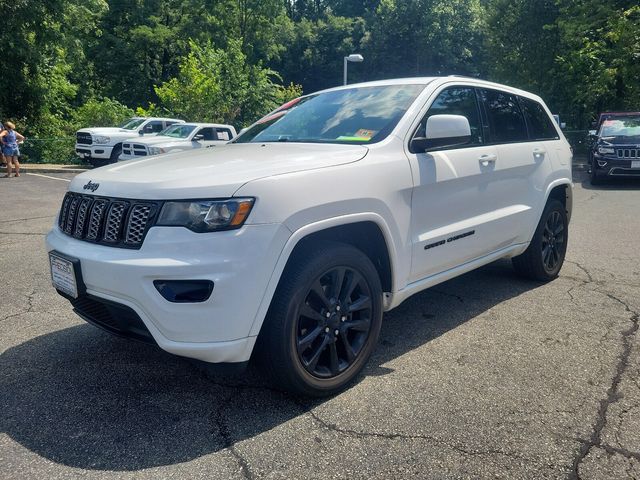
25 173 72 182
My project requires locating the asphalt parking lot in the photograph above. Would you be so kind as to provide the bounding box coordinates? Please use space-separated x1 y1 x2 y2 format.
1 169 639 479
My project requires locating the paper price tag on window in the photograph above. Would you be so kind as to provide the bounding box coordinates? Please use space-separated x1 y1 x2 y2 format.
355 129 376 140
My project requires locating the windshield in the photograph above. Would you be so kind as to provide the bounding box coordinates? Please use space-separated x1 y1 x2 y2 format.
600 116 640 138
119 118 146 130
159 124 196 138
235 84 425 145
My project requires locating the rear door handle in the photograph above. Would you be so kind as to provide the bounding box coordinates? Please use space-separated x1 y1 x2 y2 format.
533 148 546 156
479 154 497 166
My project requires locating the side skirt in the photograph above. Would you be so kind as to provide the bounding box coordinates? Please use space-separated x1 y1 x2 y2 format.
384 242 529 311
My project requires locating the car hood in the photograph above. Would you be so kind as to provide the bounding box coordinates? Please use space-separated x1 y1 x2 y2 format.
123 136 186 146
599 136 640 146
79 127 142 135
69 143 369 199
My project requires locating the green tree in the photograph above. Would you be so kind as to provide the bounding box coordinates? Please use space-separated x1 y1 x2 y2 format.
556 1 640 125
0 0 107 125
364 0 486 78
272 13 368 92
154 39 302 127
484 0 561 97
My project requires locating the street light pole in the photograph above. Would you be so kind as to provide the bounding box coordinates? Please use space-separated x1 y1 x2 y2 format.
343 57 348 86
343 54 364 85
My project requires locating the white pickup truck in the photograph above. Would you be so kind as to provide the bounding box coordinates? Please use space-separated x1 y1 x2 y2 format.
75 117 184 167
118 123 237 161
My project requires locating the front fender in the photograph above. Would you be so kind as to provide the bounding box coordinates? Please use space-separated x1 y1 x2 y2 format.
247 212 400 338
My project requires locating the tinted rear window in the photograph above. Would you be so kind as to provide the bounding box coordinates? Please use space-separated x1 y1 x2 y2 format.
521 98 559 140
480 89 528 143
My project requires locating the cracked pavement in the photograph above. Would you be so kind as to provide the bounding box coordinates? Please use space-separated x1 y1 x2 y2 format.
1 171 639 479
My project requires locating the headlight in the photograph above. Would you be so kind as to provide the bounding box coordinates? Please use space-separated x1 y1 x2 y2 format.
149 147 166 155
598 146 615 155
156 198 255 232
93 135 110 144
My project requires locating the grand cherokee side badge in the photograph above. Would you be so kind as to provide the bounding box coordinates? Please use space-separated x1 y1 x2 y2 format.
424 230 475 250
83 181 100 192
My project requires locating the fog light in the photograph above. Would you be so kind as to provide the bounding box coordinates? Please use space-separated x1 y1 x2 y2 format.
154 280 214 303
597 160 608 167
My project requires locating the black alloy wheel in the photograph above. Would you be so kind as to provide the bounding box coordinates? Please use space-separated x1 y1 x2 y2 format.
512 199 568 281
256 241 383 397
295 266 373 378
541 210 565 273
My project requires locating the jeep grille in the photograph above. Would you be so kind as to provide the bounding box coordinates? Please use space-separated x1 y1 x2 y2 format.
58 192 159 249
617 148 639 159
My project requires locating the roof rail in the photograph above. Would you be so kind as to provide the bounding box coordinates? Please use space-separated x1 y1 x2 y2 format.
447 74 483 80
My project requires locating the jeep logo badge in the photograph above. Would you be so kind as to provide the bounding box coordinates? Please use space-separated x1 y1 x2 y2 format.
83 181 100 192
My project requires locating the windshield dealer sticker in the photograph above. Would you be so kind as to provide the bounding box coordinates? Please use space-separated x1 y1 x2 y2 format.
355 129 376 139
336 129 378 142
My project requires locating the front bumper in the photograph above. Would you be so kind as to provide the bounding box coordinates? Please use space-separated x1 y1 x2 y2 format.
593 155 640 177
118 153 158 162
46 222 291 363
75 144 113 159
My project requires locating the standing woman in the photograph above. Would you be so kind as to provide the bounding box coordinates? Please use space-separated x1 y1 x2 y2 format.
0 121 25 177
0 122 6 170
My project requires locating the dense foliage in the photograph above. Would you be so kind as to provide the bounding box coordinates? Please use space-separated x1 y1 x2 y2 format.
1 0 639 155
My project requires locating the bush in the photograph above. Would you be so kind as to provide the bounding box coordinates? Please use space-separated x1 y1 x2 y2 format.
19 97 134 163
71 97 135 130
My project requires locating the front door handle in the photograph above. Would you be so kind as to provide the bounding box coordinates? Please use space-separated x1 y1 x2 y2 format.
533 147 546 156
479 154 497 167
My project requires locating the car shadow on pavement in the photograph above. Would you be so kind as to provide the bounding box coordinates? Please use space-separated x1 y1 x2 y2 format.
577 173 640 191
1 259 544 471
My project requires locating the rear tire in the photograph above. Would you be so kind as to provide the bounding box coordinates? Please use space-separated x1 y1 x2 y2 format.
512 199 568 281
255 241 383 397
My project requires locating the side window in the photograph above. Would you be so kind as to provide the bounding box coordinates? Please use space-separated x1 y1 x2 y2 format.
415 87 483 147
144 121 164 133
480 89 528 143
520 98 559 140
196 128 216 141
215 128 233 141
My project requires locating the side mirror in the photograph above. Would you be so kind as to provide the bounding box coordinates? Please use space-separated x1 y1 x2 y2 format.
411 114 472 152
193 134 204 142
138 129 144 136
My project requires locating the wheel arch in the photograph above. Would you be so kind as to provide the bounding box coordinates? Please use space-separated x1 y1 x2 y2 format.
247 214 398 338
109 142 123 162
545 180 573 223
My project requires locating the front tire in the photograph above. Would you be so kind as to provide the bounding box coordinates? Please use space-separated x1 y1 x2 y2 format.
109 144 122 164
512 199 568 281
88 157 109 168
590 158 603 185
256 241 383 397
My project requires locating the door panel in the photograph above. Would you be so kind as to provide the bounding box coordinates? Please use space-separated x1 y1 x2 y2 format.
407 85 509 282
407 86 547 283
408 144 506 282
479 90 551 246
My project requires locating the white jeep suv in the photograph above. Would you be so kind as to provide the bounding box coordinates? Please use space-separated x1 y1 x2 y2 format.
118 123 237 161
75 117 184 167
48 78 572 396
